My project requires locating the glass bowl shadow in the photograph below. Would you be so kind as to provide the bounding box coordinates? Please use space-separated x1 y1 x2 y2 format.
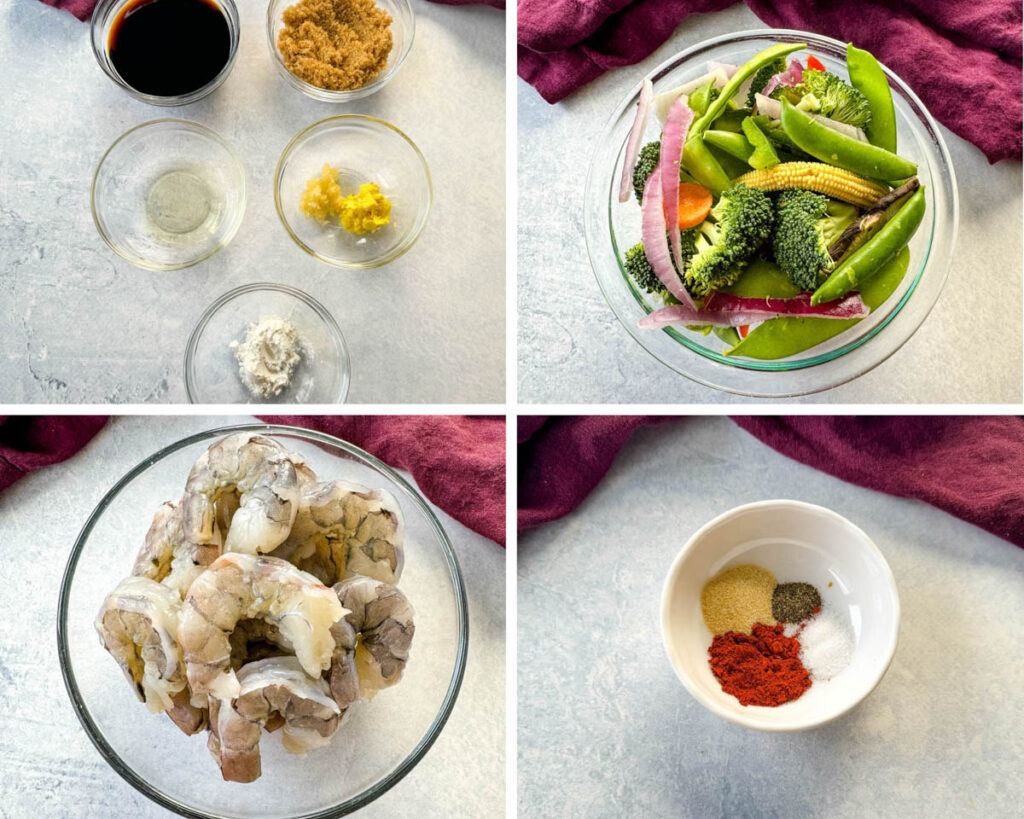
58 423 468 819
266 0 414 102
184 284 351 404
91 0 241 106
584 29 959 398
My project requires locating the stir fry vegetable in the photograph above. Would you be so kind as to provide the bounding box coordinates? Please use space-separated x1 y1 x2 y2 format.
617 41 926 361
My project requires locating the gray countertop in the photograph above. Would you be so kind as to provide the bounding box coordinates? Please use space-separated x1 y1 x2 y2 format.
0 415 505 817
517 4 1023 404
0 2 504 404
518 417 1023 817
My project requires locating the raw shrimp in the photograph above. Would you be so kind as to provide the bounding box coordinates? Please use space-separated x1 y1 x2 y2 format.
276 480 405 586
178 553 344 703
332 576 414 699
182 433 301 556
95 576 206 734
207 657 341 783
132 501 221 598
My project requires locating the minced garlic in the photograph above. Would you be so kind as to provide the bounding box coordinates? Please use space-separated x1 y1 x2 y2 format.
299 164 345 222
338 182 390 234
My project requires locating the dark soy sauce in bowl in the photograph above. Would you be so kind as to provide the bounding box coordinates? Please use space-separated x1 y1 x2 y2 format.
108 0 231 97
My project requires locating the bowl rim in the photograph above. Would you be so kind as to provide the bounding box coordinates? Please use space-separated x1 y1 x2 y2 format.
659 498 900 732
91 118 248 271
273 115 433 269
57 422 470 818
584 28 959 397
264 0 415 102
90 0 242 106
183 282 352 404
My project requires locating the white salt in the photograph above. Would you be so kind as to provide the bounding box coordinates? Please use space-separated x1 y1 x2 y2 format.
798 604 854 682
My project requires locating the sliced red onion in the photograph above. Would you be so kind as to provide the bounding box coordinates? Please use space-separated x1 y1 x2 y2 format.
618 77 653 203
787 59 803 84
653 69 729 123
640 166 696 309
638 292 869 329
706 61 738 79
660 98 694 274
761 59 805 97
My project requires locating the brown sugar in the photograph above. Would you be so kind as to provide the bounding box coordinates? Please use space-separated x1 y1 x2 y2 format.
277 0 393 91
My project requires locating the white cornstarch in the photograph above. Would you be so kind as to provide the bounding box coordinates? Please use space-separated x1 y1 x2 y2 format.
797 604 854 682
230 315 302 398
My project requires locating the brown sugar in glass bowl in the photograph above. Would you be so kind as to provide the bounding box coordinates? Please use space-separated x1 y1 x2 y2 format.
266 0 415 101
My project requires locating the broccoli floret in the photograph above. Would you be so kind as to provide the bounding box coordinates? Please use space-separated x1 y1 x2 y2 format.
800 69 872 130
772 190 859 291
686 184 774 296
632 141 661 204
624 231 697 297
746 58 786 107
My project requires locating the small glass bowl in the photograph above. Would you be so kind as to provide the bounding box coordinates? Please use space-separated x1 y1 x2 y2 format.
266 0 414 102
91 0 241 106
185 283 350 404
275 116 432 269
584 29 959 398
92 119 247 271
58 423 469 818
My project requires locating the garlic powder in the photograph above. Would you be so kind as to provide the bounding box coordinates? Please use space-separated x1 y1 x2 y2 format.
230 315 302 398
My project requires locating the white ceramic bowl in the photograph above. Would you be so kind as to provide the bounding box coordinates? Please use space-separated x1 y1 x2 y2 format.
661 500 899 731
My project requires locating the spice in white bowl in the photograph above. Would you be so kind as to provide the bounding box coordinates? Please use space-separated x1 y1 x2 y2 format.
792 604 854 682
229 315 303 398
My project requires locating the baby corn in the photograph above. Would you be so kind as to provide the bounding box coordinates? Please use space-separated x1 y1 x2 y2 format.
736 162 888 208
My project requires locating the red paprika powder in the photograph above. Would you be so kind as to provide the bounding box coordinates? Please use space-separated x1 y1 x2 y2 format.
708 623 811 706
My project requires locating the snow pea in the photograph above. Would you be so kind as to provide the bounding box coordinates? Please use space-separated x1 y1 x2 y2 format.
725 248 910 360
684 42 805 193
740 118 780 169
704 130 755 163
811 186 925 304
847 44 897 153
688 79 717 118
779 98 917 181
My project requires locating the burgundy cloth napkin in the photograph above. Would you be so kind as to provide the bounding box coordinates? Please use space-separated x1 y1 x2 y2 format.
262 416 506 547
0 416 108 493
41 0 503 23
518 0 1023 163
519 415 1024 551
733 416 1024 549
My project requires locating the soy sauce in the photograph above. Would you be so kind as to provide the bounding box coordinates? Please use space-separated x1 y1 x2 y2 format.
108 0 231 97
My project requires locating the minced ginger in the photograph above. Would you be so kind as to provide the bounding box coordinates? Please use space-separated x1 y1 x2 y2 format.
277 0 392 92
299 164 391 234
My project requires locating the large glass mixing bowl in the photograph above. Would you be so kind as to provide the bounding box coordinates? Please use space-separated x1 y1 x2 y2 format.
58 424 468 818
584 30 958 397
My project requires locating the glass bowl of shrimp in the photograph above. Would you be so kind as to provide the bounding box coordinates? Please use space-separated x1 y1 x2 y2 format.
58 424 468 818
584 29 958 398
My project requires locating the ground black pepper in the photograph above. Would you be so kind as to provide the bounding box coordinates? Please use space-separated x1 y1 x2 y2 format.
772 582 822 623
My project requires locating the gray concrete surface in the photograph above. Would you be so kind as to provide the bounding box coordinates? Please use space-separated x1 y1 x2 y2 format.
0 2 505 403
517 5 1023 404
518 417 1024 816
0 415 505 817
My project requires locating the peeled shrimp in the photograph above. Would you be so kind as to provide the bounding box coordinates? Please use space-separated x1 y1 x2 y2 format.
208 657 341 783
276 480 405 586
132 501 221 599
178 553 344 703
182 433 301 556
95 576 206 734
332 576 414 699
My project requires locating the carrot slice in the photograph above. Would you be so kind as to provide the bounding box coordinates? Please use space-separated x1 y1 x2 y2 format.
662 183 712 229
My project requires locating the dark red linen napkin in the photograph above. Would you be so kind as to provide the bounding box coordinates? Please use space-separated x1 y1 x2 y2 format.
518 0 1023 163
519 415 1024 551
262 416 506 547
0 416 108 493
41 0 503 23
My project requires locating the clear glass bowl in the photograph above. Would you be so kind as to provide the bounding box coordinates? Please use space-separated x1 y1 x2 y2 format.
584 29 959 398
92 119 247 271
184 284 351 404
275 116 432 269
91 0 241 106
266 0 414 102
58 423 469 819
